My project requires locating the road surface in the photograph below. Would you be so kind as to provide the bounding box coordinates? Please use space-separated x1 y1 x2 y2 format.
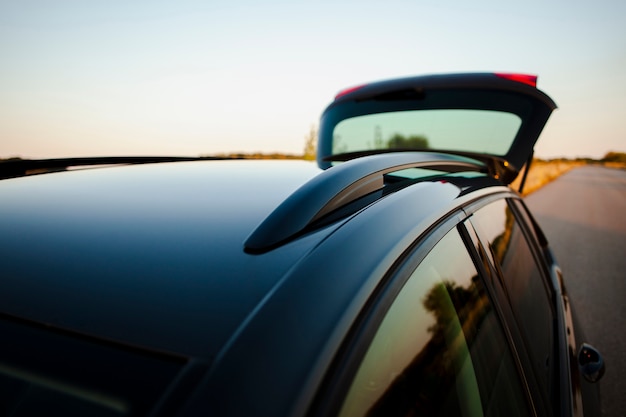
525 165 626 417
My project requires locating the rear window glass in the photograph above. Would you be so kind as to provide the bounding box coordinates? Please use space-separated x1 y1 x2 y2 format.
332 110 521 156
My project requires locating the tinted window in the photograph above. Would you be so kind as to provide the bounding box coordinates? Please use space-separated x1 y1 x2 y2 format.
470 199 554 408
510 198 542 245
333 109 521 155
338 227 530 417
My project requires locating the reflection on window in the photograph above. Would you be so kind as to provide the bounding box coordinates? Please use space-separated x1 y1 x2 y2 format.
332 110 521 155
470 199 554 412
338 228 530 417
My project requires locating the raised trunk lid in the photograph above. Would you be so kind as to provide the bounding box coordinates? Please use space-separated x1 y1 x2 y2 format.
318 73 557 184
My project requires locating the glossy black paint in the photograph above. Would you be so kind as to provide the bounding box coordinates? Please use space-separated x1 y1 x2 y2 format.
0 160 324 357
181 175 471 417
244 152 483 252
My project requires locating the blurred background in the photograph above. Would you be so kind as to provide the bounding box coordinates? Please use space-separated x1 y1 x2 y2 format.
1 0 624 159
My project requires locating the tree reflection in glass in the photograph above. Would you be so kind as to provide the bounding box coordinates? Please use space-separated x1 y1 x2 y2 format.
339 227 530 417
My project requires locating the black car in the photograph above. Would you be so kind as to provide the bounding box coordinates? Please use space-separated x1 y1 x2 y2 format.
0 73 603 417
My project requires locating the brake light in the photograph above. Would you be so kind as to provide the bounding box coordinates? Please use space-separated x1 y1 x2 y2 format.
494 73 537 87
335 84 367 100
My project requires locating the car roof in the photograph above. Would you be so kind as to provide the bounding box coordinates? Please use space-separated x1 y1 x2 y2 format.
0 160 327 358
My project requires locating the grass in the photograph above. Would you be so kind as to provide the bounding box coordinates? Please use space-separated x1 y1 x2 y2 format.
511 160 585 196
512 159 626 196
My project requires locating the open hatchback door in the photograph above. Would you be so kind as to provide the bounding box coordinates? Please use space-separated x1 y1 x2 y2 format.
318 73 557 186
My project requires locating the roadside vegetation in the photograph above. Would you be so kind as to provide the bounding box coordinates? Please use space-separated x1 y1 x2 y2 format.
513 152 626 196
511 159 586 196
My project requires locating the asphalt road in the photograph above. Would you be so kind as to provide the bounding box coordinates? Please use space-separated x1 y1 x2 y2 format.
525 165 626 417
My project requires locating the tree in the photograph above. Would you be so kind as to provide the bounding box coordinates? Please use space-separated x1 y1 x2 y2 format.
602 151 626 163
303 124 317 160
387 133 429 150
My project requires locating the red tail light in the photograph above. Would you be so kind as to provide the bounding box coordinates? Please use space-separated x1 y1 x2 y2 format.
335 84 367 100
494 73 538 87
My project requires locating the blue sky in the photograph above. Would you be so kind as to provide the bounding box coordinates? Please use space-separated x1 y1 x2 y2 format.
1 0 624 159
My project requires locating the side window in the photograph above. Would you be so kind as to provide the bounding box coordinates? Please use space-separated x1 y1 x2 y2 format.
510 198 543 246
470 199 554 411
338 227 531 417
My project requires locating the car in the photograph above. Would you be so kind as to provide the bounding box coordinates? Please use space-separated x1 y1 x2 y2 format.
0 73 604 417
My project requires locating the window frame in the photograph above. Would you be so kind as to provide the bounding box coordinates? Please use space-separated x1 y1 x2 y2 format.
309 197 537 417
461 215 541 417
508 197 575 417
308 213 462 417
465 195 567 416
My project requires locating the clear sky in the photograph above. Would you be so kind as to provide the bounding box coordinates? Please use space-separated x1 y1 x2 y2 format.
1 0 624 159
